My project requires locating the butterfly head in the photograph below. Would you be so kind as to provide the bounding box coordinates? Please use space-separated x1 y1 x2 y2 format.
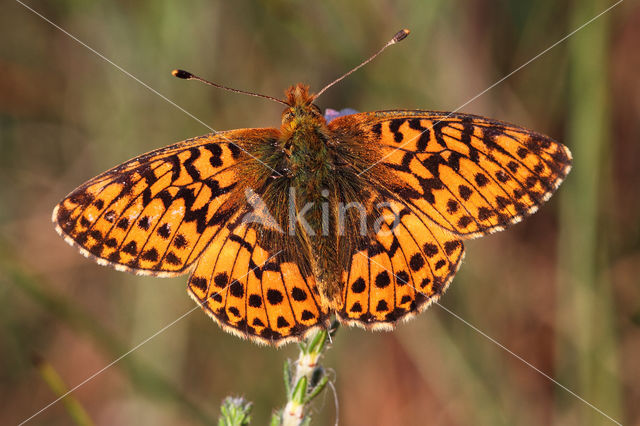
281 83 324 131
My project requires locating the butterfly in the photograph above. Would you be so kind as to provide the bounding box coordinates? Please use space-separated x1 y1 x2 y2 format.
52 30 571 346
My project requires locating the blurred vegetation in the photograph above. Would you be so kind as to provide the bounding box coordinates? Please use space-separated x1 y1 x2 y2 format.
1 1 638 425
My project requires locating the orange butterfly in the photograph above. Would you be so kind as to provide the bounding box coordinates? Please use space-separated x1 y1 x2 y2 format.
53 30 571 346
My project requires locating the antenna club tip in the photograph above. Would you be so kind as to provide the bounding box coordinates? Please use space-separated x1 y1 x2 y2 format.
393 29 410 43
172 69 192 79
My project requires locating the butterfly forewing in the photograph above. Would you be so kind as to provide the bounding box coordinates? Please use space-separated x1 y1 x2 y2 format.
329 111 572 239
53 129 277 276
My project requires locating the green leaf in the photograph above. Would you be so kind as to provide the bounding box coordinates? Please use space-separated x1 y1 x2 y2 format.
283 359 292 397
305 375 329 404
292 376 308 405
306 329 328 355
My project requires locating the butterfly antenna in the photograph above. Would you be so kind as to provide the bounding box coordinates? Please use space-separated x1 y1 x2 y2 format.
313 28 410 101
172 69 289 106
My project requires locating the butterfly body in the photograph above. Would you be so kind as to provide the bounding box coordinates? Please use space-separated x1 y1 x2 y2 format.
276 84 371 310
53 82 572 346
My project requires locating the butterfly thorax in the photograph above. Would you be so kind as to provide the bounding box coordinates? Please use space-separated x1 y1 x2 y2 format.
277 84 344 309
280 85 331 186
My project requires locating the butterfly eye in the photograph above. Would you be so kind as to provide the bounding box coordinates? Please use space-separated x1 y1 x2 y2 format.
282 108 295 121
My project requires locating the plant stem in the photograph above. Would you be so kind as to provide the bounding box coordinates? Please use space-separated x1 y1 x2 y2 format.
273 320 339 426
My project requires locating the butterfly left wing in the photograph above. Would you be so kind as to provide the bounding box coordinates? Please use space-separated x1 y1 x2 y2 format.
187 209 330 346
53 129 278 276
329 111 572 239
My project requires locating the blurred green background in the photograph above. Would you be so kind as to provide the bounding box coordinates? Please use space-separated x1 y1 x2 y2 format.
1 1 638 425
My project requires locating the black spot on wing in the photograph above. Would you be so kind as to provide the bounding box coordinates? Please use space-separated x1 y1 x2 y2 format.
267 289 284 305
157 223 171 238
191 276 207 291
291 287 307 301
351 277 366 294
248 294 262 307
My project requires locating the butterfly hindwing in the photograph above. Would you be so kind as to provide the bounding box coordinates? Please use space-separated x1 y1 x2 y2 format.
187 211 330 346
53 129 278 275
338 199 464 328
329 111 572 238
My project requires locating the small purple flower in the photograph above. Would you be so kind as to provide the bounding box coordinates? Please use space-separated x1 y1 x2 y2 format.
324 108 359 123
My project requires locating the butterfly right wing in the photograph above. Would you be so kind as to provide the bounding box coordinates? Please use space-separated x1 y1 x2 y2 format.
329 111 572 239
53 129 279 276
337 197 464 329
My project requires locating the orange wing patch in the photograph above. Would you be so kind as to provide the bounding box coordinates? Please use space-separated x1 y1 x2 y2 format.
187 212 330 346
330 111 572 238
338 199 464 329
53 130 277 276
